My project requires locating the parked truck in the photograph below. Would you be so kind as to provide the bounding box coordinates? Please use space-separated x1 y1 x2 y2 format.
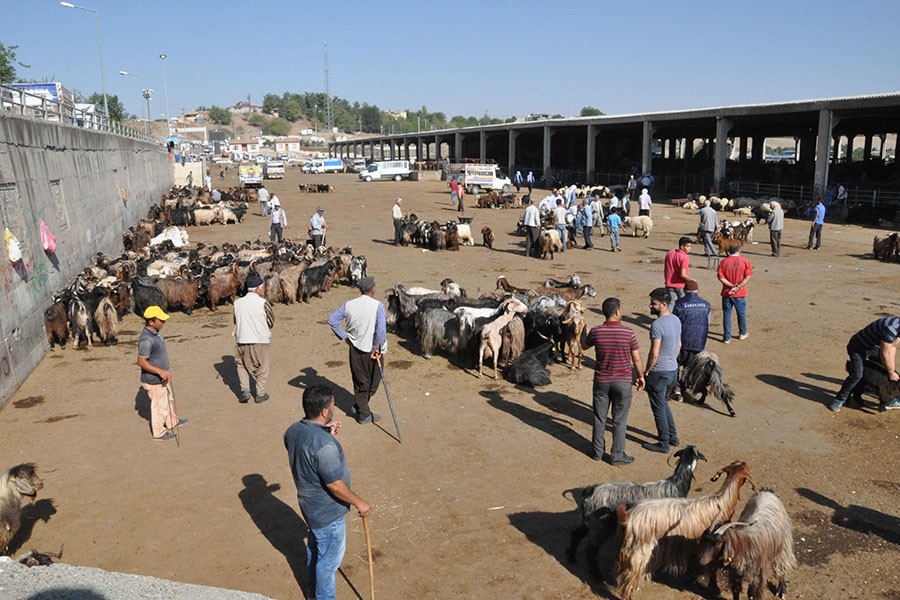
453 163 512 194
311 158 345 174
359 160 412 182
264 160 285 179
239 163 263 188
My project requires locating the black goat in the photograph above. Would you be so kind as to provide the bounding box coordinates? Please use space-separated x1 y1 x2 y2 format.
681 351 736 416
505 342 555 386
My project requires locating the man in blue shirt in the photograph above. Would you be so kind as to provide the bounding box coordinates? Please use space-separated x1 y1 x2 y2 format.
577 198 594 249
806 198 826 250
285 384 372 600
672 280 711 400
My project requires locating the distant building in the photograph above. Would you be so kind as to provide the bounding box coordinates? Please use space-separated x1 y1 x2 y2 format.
230 101 261 114
385 109 407 120
227 139 261 155
182 110 209 124
274 138 302 154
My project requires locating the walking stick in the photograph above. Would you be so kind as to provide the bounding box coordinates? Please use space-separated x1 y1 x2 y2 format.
166 380 180 447
375 356 402 443
363 516 375 600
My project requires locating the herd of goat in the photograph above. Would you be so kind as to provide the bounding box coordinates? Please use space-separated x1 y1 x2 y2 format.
565 448 796 600
44 186 368 351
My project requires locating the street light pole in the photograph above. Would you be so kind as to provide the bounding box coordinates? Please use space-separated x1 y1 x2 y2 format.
159 53 171 136
142 89 154 136
60 2 108 126
118 70 145 132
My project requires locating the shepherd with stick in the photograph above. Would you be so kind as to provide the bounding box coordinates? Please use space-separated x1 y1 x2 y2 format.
136 306 187 442
285 384 372 600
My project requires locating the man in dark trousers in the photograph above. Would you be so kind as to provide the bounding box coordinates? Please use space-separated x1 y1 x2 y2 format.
831 316 900 412
581 297 645 466
327 276 387 424
642 288 682 454
671 279 711 399
284 384 372 600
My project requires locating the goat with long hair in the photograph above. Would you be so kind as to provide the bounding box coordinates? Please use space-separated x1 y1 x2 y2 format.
680 351 736 417
1 463 44 555
699 488 797 600
614 461 756 600
566 445 707 569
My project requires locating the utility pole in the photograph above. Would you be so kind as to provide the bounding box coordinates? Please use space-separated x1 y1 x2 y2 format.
323 42 334 135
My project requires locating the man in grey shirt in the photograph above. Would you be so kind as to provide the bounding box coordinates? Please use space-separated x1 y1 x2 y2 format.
136 306 185 441
698 200 719 257
766 200 785 257
642 288 682 453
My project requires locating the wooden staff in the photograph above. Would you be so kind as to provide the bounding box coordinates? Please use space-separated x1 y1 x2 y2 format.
363 516 375 600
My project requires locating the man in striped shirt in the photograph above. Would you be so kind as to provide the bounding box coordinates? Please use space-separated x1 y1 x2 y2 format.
831 316 900 412
581 297 645 465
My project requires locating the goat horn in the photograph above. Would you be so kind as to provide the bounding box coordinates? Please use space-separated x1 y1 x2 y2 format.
714 521 750 534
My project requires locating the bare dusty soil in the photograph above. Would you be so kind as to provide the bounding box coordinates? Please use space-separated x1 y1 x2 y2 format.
2 168 898 600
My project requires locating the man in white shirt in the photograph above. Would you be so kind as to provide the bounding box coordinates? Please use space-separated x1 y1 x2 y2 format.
554 198 568 252
539 192 557 214
270 200 288 243
258 186 270 216
392 198 404 245
309 206 327 248
234 273 275 403
522 196 541 258
639 188 653 217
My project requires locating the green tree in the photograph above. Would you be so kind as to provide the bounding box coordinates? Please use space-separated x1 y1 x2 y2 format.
262 93 282 115
0 42 30 83
208 105 232 125
262 116 291 136
580 106 604 116
282 100 302 122
247 112 267 127
86 92 125 122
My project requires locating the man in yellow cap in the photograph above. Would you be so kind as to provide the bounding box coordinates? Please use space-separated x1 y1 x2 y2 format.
136 306 185 441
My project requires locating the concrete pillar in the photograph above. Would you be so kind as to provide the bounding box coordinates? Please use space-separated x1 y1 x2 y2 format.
713 117 733 193
878 133 886 158
508 129 518 176
668 138 677 164
863 134 873 161
813 109 834 199
417 138 423 163
586 125 597 184
750 135 763 164
641 120 653 175
685 137 694 167
846 135 855 161
542 124 552 183
454 133 463 159
479 131 487 161
832 136 840 164
738 137 747 163
434 135 441 161
388 140 395 160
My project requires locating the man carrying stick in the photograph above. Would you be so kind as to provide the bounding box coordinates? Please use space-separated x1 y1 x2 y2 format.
136 306 186 441
285 384 372 600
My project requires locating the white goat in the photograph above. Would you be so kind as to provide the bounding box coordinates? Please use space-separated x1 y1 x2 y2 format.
1 463 43 555
478 298 528 379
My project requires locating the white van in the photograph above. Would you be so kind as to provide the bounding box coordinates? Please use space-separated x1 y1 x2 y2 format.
359 160 412 182
350 158 368 173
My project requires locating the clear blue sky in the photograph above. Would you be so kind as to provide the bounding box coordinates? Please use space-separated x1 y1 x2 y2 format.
4 0 899 121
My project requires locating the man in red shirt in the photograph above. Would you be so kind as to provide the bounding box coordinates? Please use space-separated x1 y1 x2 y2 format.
581 297 645 465
716 243 753 344
664 236 697 306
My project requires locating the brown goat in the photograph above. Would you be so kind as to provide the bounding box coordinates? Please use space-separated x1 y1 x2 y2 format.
93 296 119 345
44 301 69 350
1 463 44 555
208 263 241 311
481 226 494 249
560 300 586 369
615 461 756 600
496 276 534 296
873 232 898 261
153 277 202 315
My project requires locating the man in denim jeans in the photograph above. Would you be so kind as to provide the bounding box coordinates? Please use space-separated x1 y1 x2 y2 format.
717 243 753 344
285 384 372 599
830 316 900 412
642 288 682 454
581 297 645 466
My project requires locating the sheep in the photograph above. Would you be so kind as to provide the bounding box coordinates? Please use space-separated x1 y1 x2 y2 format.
455 223 475 246
566 445 707 569
505 342 555 386
623 215 654 238
614 461 757 600
560 300 587 369
540 228 563 259
44 300 69 350
680 351 736 417
481 226 494 249
698 489 797 600
543 274 582 289
0 463 43 555
478 298 529 379
93 296 119 345
732 206 754 218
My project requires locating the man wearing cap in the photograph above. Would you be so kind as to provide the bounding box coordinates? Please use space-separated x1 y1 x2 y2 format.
234 274 276 404
270 199 288 244
136 306 184 441
327 276 387 424
522 195 541 258
392 198 404 245
310 206 327 248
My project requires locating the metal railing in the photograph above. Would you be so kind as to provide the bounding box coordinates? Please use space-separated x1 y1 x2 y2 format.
0 84 156 143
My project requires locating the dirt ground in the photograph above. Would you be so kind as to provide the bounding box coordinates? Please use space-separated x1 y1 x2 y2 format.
2 167 898 600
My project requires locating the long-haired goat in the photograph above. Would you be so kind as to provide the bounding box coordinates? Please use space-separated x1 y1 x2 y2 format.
505 342 555 387
614 461 756 600
566 445 707 568
417 308 462 359
93 296 119 345
1 463 44 555
479 298 528 379
699 488 797 600
680 351 736 417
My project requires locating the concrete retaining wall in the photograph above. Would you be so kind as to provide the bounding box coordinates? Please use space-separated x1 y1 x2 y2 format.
0 112 172 407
